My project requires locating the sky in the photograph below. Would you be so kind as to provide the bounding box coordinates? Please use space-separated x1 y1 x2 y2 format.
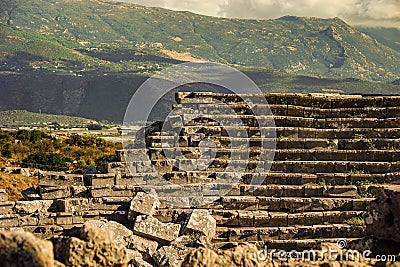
121 0 400 28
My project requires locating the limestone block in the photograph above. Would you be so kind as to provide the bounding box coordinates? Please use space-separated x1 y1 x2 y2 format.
182 209 216 240
133 215 180 243
39 173 84 187
128 192 161 220
55 223 128 267
84 174 115 187
39 186 71 200
56 198 90 213
14 200 55 214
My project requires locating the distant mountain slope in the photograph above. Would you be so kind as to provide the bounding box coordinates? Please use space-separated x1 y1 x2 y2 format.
356 27 400 53
0 24 179 72
0 110 97 127
1 0 399 82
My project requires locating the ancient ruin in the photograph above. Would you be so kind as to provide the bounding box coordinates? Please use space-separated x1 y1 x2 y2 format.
2 92 400 266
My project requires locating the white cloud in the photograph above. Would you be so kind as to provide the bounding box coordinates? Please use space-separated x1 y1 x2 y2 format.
121 0 400 27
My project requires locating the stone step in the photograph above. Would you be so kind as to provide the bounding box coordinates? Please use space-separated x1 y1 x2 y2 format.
147 126 400 141
210 238 363 250
145 147 400 162
174 102 400 119
214 224 365 242
212 210 364 227
178 115 400 129
176 92 400 108
221 196 374 212
137 159 400 174
270 161 399 174
240 185 358 198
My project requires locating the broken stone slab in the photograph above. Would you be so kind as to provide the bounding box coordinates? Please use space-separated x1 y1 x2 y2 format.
14 200 55 214
0 189 8 202
83 220 158 255
39 186 71 200
182 209 216 241
54 222 128 267
129 234 159 256
39 172 84 187
128 192 161 220
0 229 54 267
152 236 195 267
133 215 181 243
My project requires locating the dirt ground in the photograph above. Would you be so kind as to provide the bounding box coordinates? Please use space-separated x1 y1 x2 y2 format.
0 173 38 201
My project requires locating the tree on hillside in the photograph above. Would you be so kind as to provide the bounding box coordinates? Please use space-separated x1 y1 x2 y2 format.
0 0 17 25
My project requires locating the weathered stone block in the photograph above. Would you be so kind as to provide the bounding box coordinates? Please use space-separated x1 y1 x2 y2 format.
39 186 71 200
55 212 73 225
18 214 39 226
0 202 14 214
222 196 258 210
0 214 19 227
128 234 159 256
84 174 115 187
257 197 281 211
133 215 180 243
39 173 84 187
70 186 89 197
128 192 161 220
14 200 55 214
182 209 216 240
57 198 90 213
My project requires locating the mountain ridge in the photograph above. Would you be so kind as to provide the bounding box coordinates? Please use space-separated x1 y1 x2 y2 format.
0 0 399 82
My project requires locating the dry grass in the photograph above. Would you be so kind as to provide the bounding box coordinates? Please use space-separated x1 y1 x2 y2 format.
0 173 38 201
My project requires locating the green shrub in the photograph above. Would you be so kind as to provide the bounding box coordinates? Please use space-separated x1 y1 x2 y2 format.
344 217 365 226
1 142 13 158
22 152 72 171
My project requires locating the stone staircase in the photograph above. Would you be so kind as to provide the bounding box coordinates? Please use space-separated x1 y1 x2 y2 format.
119 92 400 250
2 92 400 252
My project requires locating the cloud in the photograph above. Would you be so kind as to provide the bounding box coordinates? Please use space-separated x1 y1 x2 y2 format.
121 0 400 28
